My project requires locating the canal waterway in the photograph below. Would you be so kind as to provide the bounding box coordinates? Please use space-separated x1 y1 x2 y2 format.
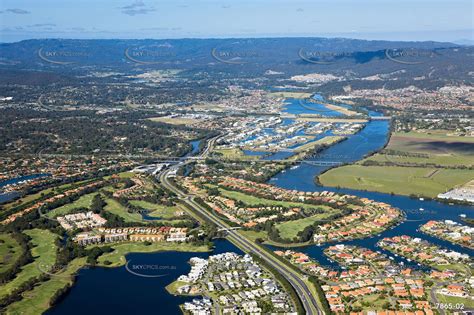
42 95 473 314
267 96 474 267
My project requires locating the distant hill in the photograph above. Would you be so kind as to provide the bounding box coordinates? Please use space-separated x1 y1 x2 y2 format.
0 38 472 88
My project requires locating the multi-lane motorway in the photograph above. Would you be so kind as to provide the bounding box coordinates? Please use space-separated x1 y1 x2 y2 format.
158 136 324 315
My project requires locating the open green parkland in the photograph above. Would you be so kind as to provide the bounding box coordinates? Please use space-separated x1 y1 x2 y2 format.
46 192 99 218
319 165 474 198
319 130 474 198
4 258 87 315
0 229 59 299
95 242 210 267
0 234 23 274
275 213 340 240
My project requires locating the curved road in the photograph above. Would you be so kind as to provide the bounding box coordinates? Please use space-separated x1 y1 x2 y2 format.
158 136 324 315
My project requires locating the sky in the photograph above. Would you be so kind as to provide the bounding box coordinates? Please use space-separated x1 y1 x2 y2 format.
0 0 473 43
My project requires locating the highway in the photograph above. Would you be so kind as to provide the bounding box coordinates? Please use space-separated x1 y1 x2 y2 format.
158 136 324 315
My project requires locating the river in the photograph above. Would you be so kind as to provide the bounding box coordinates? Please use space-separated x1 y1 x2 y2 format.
0 173 51 203
267 95 474 267
43 95 473 313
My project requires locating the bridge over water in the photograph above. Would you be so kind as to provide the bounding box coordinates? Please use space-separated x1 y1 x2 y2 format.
370 116 392 120
152 156 344 167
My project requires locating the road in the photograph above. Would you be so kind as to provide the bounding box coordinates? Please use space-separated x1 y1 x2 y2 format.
430 281 448 315
158 136 324 315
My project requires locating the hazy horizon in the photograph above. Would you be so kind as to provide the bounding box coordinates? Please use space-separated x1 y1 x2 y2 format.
1 0 472 43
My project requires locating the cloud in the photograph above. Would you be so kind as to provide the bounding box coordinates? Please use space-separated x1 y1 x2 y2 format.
120 1 155 16
296 8 304 12
2 8 31 14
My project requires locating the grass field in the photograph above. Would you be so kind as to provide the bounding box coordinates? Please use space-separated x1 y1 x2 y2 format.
238 230 268 242
5 257 87 315
129 200 179 219
105 199 188 224
0 234 23 274
363 130 474 167
385 131 474 155
435 293 474 309
319 165 474 197
366 153 474 167
46 192 99 218
149 116 200 125
275 213 339 240
103 198 143 222
104 171 135 180
213 148 260 161
165 280 190 295
319 130 474 197
96 242 210 267
0 229 59 299
351 294 390 310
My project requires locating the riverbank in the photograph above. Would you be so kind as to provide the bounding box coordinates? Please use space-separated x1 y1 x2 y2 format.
45 239 244 315
318 165 474 198
317 129 474 199
95 242 211 267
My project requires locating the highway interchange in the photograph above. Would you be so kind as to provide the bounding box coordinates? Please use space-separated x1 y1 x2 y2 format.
158 136 324 315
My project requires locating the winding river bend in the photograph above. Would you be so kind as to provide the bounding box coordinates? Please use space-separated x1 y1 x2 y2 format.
268 96 474 267
44 95 472 314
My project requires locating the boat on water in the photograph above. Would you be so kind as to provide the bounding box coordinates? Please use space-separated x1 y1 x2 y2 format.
419 208 424 211
459 214 466 218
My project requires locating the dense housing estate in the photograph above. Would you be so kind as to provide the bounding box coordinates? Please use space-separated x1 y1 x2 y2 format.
74 227 188 246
